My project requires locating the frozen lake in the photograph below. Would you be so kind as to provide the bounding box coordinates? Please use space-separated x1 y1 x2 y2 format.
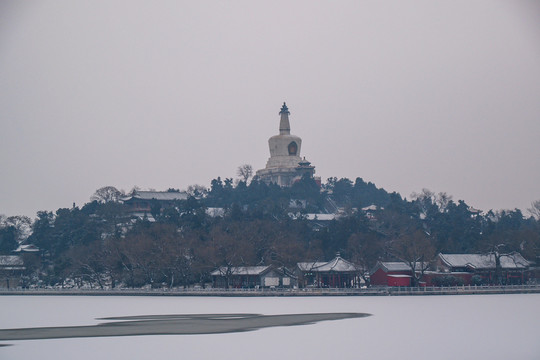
1 294 539 360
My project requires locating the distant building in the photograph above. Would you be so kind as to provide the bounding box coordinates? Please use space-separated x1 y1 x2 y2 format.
256 103 317 187
370 262 413 287
13 244 40 253
296 254 360 288
370 253 532 287
122 190 188 220
435 253 531 285
211 266 296 289
361 204 382 221
0 255 25 288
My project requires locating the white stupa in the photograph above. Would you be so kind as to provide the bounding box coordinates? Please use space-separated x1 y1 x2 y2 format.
255 103 315 186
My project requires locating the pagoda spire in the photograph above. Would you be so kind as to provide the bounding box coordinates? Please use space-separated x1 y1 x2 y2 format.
279 102 290 135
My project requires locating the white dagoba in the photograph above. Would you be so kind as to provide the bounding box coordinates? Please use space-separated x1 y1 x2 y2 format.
256 103 315 186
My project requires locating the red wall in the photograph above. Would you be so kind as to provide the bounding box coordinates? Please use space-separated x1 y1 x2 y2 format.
387 275 411 286
370 268 388 286
371 268 412 286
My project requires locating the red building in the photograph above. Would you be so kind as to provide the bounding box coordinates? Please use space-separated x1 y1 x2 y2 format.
370 262 412 286
435 253 531 285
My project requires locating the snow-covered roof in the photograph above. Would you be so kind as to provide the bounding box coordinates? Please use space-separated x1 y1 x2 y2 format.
305 214 336 221
361 205 379 211
130 212 156 222
297 256 358 273
297 261 327 271
206 207 225 217
123 191 188 202
13 244 40 253
438 253 530 270
379 262 413 272
210 266 271 276
370 261 431 274
311 256 358 272
0 255 25 270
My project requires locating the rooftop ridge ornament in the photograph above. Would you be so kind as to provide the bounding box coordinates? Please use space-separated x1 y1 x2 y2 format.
279 102 290 115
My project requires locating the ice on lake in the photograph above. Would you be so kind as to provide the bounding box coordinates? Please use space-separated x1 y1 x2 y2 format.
1 294 539 360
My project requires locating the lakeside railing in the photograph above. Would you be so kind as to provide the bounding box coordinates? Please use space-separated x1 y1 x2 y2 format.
1 284 540 296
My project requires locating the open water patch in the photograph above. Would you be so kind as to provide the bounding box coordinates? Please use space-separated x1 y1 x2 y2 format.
0 312 370 344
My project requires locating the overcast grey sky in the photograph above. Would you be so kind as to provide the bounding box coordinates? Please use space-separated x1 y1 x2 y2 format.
1 1 539 218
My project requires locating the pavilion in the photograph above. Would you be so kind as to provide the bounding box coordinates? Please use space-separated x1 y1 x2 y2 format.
296 254 360 288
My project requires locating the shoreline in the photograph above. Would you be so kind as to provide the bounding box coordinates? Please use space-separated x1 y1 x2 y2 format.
1 284 540 297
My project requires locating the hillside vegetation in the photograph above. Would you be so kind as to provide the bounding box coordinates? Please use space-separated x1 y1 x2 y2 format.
2 176 539 288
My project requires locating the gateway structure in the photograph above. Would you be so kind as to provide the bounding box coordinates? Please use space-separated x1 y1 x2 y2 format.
256 103 316 186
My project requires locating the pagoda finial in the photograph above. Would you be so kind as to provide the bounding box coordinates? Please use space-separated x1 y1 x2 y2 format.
279 102 290 115
279 102 291 135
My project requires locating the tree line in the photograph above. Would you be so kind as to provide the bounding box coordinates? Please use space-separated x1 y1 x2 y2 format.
1 175 539 288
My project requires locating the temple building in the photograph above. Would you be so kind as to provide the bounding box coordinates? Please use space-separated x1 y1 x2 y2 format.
255 103 316 186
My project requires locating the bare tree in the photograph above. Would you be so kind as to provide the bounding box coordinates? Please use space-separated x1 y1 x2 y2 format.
411 189 453 214
391 230 435 286
347 233 384 286
4 215 32 243
187 184 208 198
411 189 435 217
528 200 540 220
202 225 256 288
91 186 124 203
237 164 253 183
435 192 453 213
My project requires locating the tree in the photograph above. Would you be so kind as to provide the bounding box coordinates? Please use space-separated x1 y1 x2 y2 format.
91 186 124 203
3 215 32 243
347 232 385 285
199 224 257 288
0 225 17 254
237 164 253 183
528 200 540 220
290 173 321 207
187 184 208 198
331 178 354 204
28 211 54 253
391 230 435 286
411 189 436 218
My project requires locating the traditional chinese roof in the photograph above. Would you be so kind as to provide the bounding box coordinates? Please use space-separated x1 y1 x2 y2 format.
297 261 328 272
297 256 358 273
371 261 432 275
313 256 358 272
210 266 271 276
438 253 530 270
13 244 40 253
275 266 297 279
123 190 188 202
376 262 413 273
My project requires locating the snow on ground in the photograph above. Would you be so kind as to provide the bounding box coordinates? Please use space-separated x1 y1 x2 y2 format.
0 294 539 360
